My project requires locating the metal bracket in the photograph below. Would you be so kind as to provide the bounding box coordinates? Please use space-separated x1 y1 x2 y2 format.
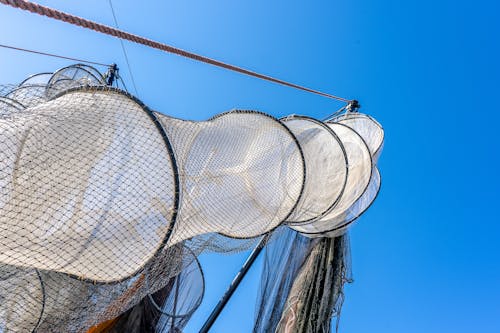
105 63 119 86
346 99 360 113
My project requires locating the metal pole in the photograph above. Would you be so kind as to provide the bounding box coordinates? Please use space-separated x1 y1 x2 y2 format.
199 235 269 333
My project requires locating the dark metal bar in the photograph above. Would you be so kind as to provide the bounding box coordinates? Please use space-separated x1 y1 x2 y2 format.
199 235 269 333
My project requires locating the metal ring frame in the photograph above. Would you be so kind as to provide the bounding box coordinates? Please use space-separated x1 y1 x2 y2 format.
205 109 307 240
298 121 374 236
146 245 205 319
46 85 180 285
280 114 349 225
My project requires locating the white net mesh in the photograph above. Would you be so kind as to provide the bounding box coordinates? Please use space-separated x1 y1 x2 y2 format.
0 267 44 332
319 166 381 238
281 116 347 224
4 84 47 108
334 113 384 161
46 64 104 99
0 96 25 115
290 123 372 235
0 88 177 282
18 73 53 87
0 64 384 332
158 111 305 243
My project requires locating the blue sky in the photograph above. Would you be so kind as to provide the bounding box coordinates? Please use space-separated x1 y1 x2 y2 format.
1 1 499 332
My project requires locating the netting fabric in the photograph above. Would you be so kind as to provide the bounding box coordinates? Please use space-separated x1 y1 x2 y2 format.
253 228 352 333
252 110 384 333
334 113 384 161
281 116 347 224
0 64 383 332
0 87 177 282
91 245 204 333
157 111 304 244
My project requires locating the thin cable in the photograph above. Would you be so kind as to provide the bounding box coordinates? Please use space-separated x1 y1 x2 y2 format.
322 104 348 122
0 43 108 67
0 0 353 103
118 75 130 93
108 0 139 96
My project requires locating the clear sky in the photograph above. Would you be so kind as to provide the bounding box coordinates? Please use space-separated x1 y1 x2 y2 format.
1 1 499 332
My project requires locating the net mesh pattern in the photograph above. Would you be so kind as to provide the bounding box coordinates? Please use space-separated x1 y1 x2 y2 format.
152 246 204 332
290 123 373 235
0 87 176 282
281 116 347 224
34 243 194 332
18 73 53 87
253 227 317 333
0 267 44 332
334 113 384 161
253 229 352 333
45 65 104 99
158 111 305 243
274 235 352 333
0 95 25 115
320 167 381 238
4 84 48 108
0 64 383 332
91 244 204 333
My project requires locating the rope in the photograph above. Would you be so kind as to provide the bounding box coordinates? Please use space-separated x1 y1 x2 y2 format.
0 0 353 103
0 43 109 67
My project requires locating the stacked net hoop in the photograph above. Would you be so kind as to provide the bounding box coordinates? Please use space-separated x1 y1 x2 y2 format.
0 64 383 332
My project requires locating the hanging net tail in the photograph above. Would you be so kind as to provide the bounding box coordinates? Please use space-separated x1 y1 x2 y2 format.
254 229 352 333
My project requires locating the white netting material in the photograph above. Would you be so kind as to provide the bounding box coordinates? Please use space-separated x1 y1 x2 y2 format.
0 96 25 115
4 84 48 108
0 267 44 332
0 89 176 282
320 167 381 238
151 246 205 331
0 65 383 332
158 112 304 243
46 64 104 99
335 113 384 161
281 116 347 223
290 123 372 235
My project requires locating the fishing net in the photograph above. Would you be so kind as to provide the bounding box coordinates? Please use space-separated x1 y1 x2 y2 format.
0 86 177 283
91 244 204 333
320 167 381 238
45 64 104 99
253 227 317 333
254 228 351 333
3 83 48 108
157 110 305 244
35 243 191 332
334 113 384 161
253 112 384 333
151 246 204 332
281 116 347 224
0 95 25 115
0 64 383 332
274 235 352 333
0 65 179 332
0 266 44 332
290 123 372 235
318 114 384 237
